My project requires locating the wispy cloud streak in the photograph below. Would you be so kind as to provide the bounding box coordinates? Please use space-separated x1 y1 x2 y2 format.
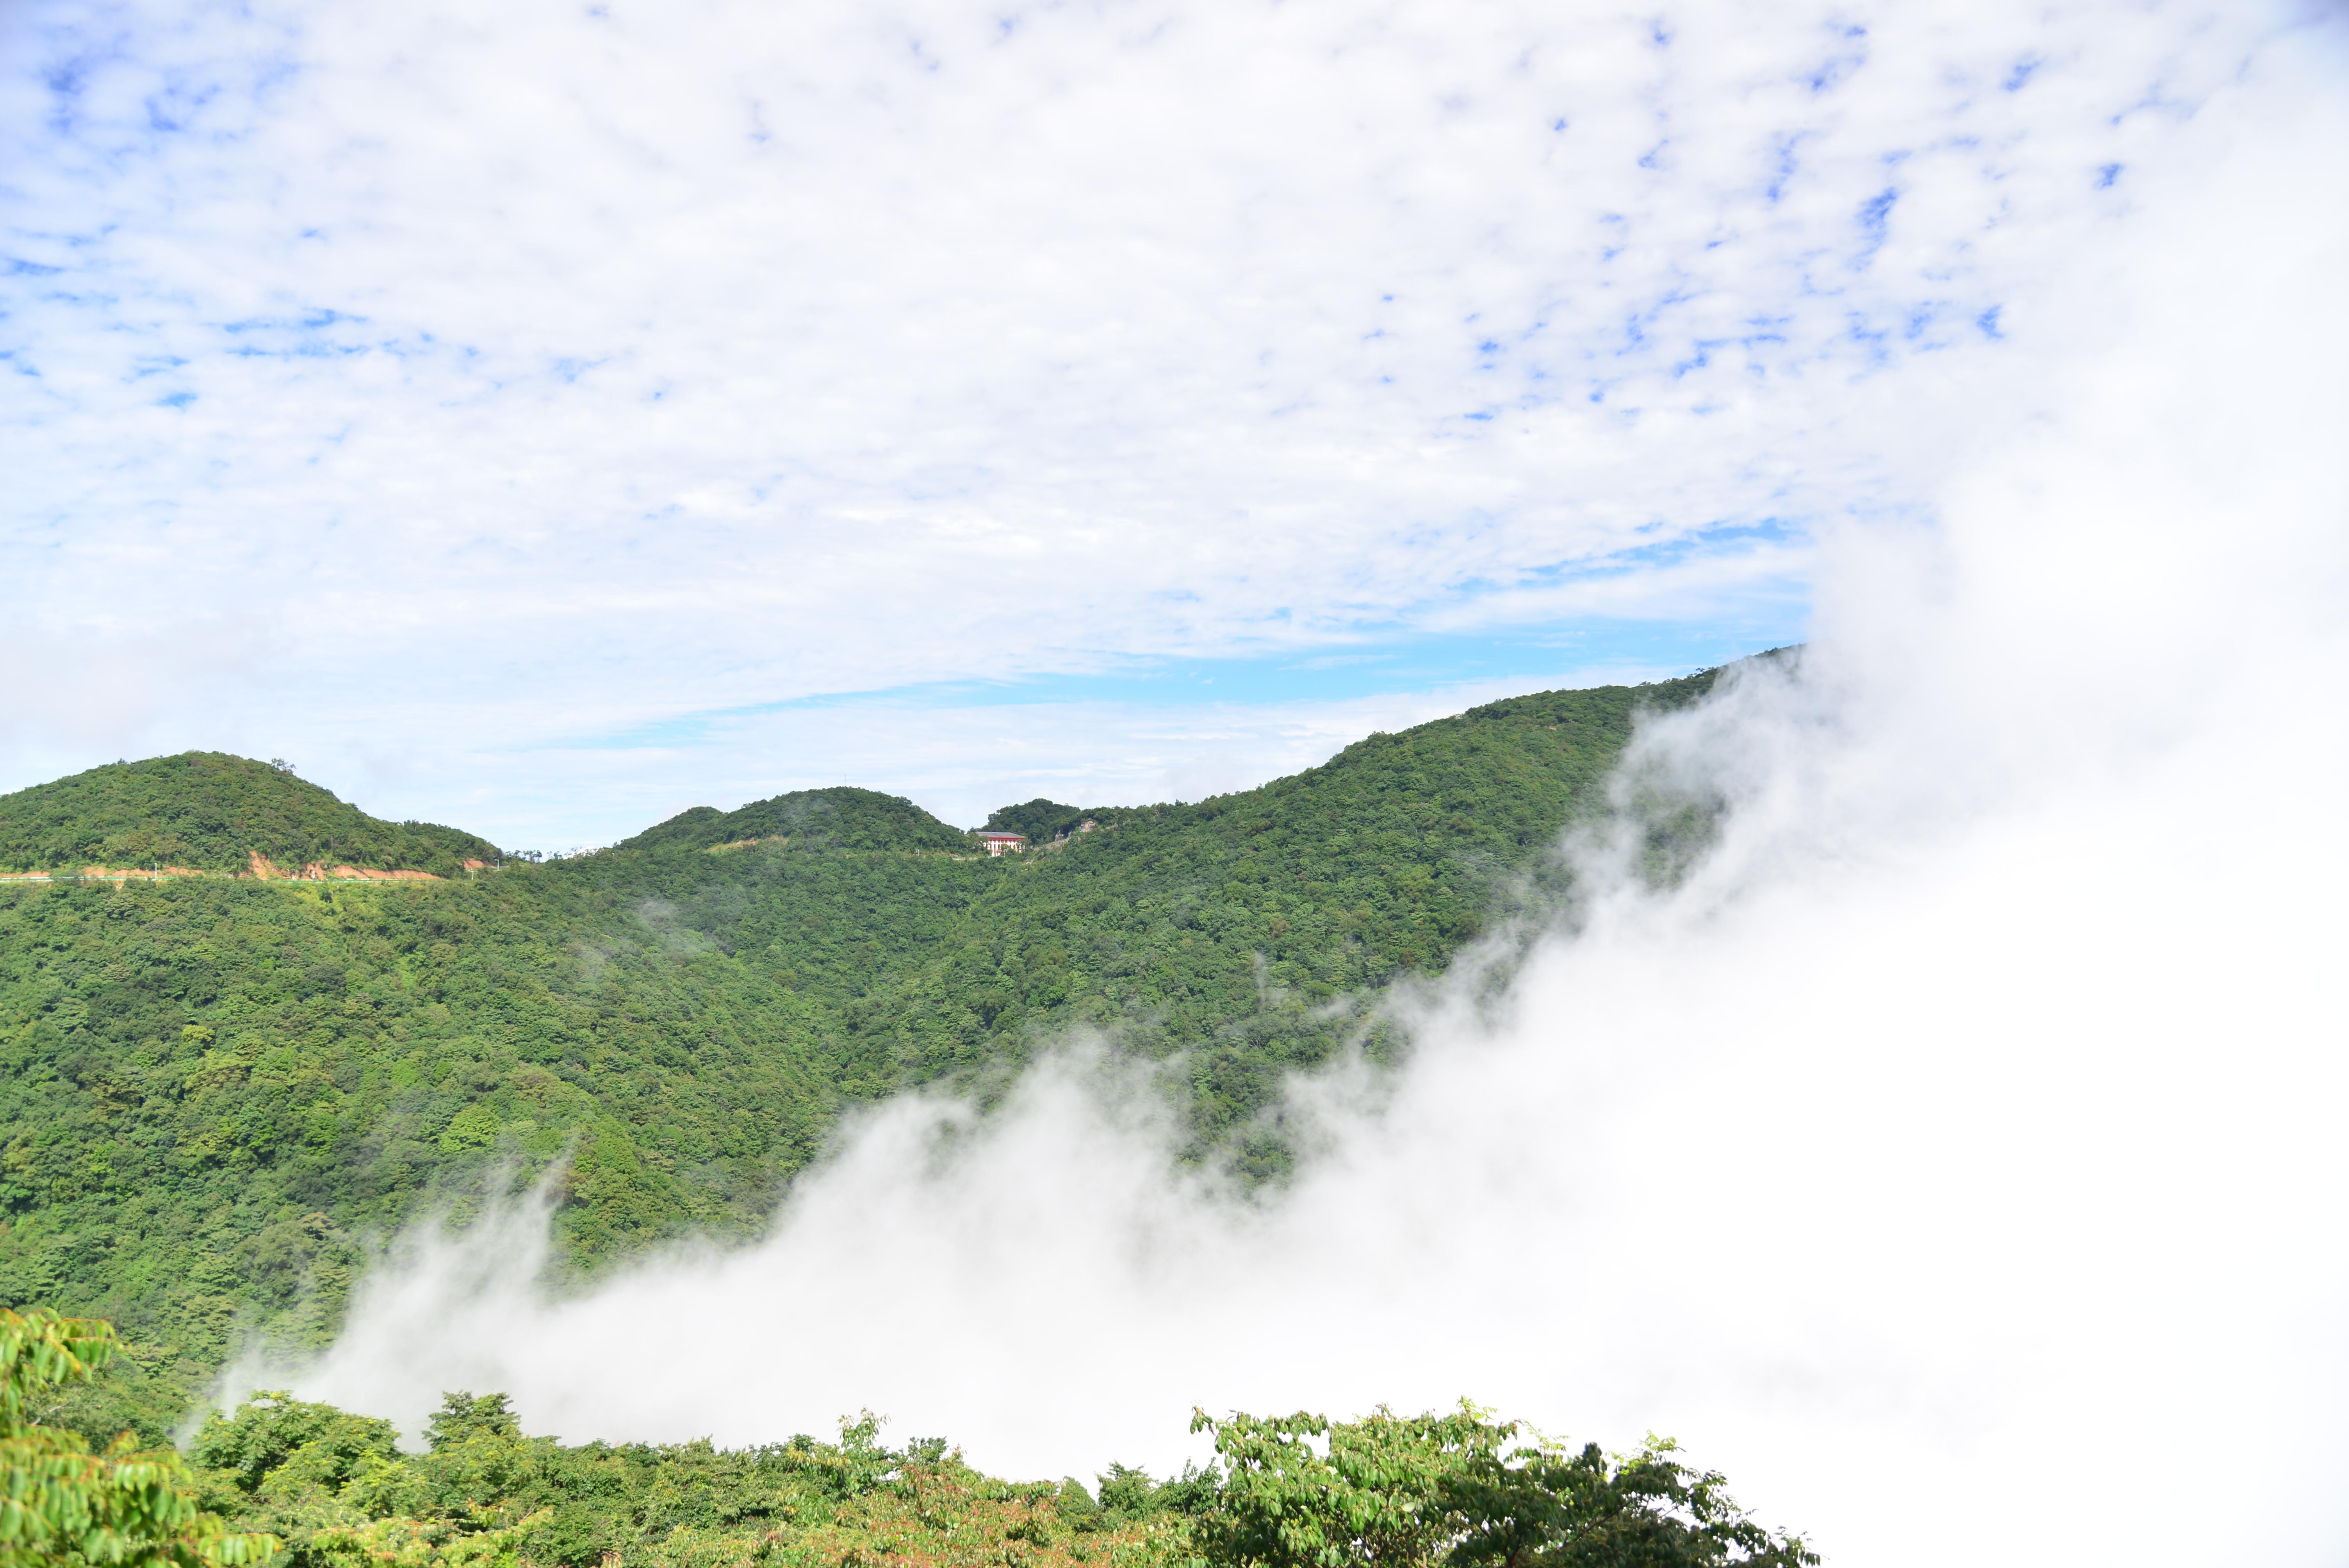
1 0 2299 838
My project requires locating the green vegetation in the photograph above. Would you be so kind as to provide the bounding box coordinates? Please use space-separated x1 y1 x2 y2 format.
1194 1405 1813 1568
1 1305 276 1567
14 1319 1813 1568
0 756 500 878
173 1388 1200 1568
982 802 1090 845
0 669 1741 1429
617 789 975 857
167 1387 1807 1568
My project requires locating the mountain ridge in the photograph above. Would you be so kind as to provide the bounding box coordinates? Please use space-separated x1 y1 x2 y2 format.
0 661 1766 1438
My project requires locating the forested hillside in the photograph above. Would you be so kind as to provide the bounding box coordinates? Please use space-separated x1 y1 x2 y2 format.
0 667 1733 1434
0 753 502 876
617 786 976 855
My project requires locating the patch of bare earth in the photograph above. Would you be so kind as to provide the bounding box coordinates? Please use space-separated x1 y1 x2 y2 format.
0 865 212 881
247 851 446 882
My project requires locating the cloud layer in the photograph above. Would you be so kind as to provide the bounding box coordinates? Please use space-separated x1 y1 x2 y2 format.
2 0 2300 841
261 24 2349 1564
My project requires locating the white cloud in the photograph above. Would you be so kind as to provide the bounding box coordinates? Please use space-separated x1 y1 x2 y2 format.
1 0 2297 839
257 21 2349 1564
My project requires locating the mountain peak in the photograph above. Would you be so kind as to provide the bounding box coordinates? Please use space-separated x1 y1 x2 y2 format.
0 751 501 876
616 784 973 855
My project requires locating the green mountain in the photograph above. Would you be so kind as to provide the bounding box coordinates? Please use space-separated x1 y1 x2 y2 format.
617 786 976 855
982 798 1093 843
0 753 502 877
0 666 1739 1434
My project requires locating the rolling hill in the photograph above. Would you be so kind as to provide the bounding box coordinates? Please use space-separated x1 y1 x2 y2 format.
0 753 503 877
616 785 980 855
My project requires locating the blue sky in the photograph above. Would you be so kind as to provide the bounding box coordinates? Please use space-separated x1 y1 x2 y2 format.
636 620 1793 730
0 0 2296 847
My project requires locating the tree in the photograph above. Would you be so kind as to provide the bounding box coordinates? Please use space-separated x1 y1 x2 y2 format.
1191 1404 1815 1568
1 1307 278 1568
188 1390 401 1496
422 1393 520 1453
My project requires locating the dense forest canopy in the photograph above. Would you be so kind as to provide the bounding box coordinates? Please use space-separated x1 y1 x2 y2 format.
0 755 501 878
615 788 977 856
1 666 1754 1440
11 1303 1814 1568
982 800 1091 843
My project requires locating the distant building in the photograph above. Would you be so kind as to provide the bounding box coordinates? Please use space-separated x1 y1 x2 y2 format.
978 832 1027 856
